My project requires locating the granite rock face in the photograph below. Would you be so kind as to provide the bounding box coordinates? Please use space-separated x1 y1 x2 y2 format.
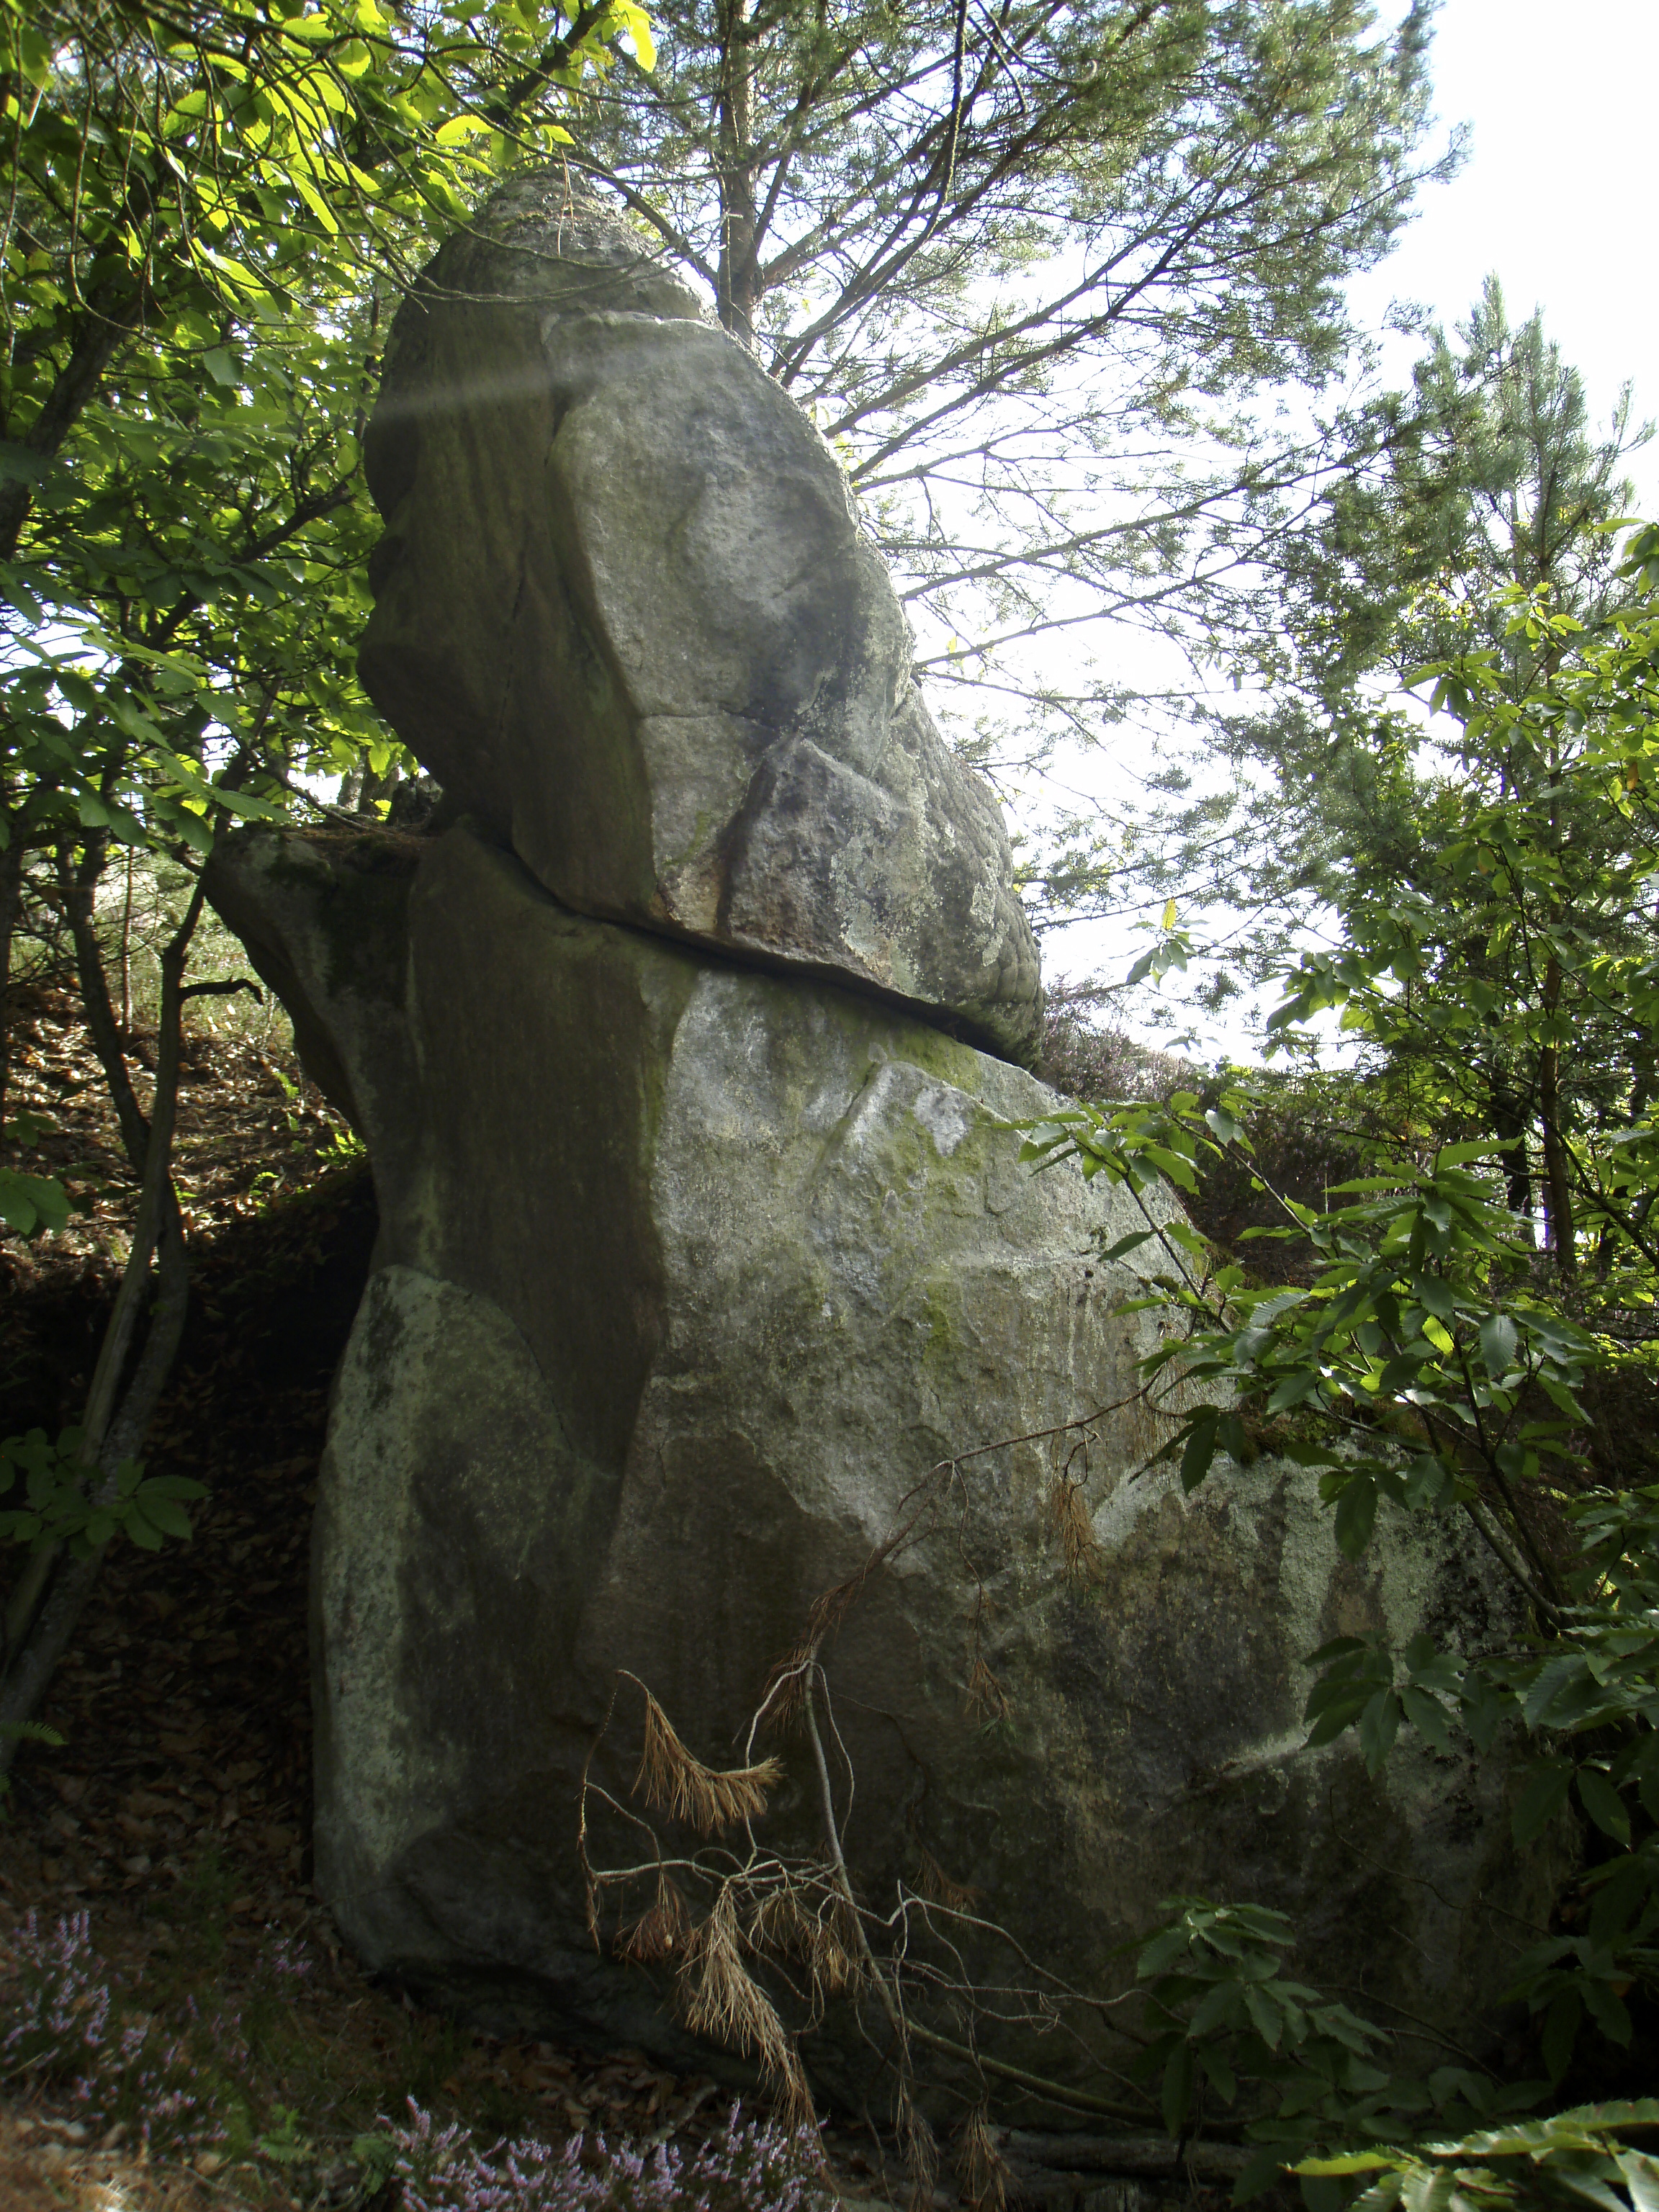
208 820 1551 2095
214 179 1555 2095
356 176 1040 1064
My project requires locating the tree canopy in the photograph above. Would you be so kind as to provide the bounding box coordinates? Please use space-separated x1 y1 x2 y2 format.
0 0 649 1759
1053 285 1655 1024
570 0 1453 765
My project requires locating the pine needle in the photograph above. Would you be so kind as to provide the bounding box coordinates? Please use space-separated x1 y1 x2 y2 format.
753 1882 865 2000
917 1845 983 1915
965 1655 1009 1722
750 1883 818 1961
678 1887 813 2124
633 1687 782 1835
761 1646 814 1732
896 2080 938 2212
806 1572 866 1648
956 2107 1010 2212
616 1874 691 1964
1048 1472 1105 1583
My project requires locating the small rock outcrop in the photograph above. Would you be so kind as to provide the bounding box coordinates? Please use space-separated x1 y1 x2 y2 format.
203 176 1554 2107
356 177 1040 1064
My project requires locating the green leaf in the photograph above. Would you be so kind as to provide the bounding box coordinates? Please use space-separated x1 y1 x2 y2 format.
1334 1475 1379 1560
1513 1761 1573 1845
1244 1982 1282 2049
1479 1313 1519 1375
1525 1655 1591 1731
1188 1978 1244 2038
1180 1408 1220 1493
1295 2155 1399 2177
1358 1688 1402 1776
1161 2038 1194 2136
140 1474 208 1501
1575 1767 1632 1847
1401 1686 1455 1755
135 1488 194 1541
122 1509 166 1552
1099 1230 1156 1263
1137 1925 1194 1979
1583 1977 1634 2049
1615 2152 1659 2212
1266 1370 1323 1413
0 1168 71 1236
1198 2044 1237 2103
1431 1141 1491 1167
0 442 57 485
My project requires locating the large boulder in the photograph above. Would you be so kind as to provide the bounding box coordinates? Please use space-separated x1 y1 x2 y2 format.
355 175 1040 1065
209 819 1550 2100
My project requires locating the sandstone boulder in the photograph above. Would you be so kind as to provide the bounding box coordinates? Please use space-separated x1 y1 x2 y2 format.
355 176 1040 1064
208 819 1550 2100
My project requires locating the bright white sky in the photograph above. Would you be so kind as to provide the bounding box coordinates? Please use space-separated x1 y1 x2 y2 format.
1349 0 1658 508
1040 0 1659 1060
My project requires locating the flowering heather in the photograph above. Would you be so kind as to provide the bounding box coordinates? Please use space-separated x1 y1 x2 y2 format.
0 1908 213 2149
0 1912 110 2077
268 1930 315 1980
0 1911 840 2208
389 2095 835 2212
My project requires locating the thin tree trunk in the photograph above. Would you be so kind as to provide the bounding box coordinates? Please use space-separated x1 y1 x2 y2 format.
55 837 150 1174
1539 955 1575 1280
0 836 20 1154
119 846 135 1035
0 1231 188 1735
714 0 760 348
0 871 205 1757
1488 1066 1534 1235
3 721 263 1742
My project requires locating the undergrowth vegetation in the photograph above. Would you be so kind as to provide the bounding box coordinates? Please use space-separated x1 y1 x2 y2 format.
1011 553 1659 2192
0 1901 830 2210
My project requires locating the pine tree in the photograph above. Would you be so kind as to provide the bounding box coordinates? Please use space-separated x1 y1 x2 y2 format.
572 0 1453 769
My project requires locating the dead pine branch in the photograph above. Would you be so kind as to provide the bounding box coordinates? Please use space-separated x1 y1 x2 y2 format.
896 2077 940 2212
956 2105 1012 2212
678 1881 814 2128
752 1877 868 2011
1048 1468 1105 1585
626 1672 783 1835
585 1406 1202 2147
616 1870 693 1965
914 1843 983 1917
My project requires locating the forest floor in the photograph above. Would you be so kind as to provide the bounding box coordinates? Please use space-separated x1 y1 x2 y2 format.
0 989 899 2209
